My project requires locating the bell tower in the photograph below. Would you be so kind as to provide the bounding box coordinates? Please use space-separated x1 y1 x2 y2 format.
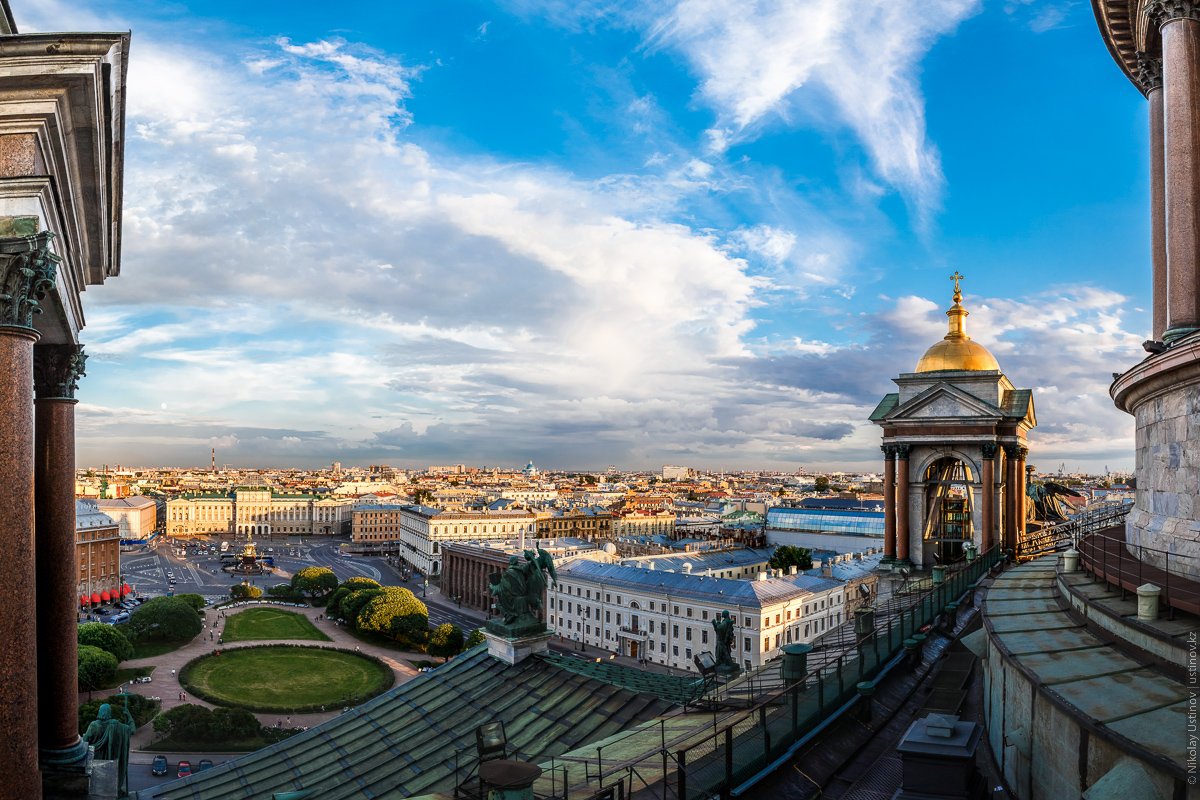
869 275 1037 568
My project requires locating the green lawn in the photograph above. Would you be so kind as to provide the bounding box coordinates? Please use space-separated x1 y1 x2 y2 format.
221 608 331 643
182 646 392 712
97 665 154 690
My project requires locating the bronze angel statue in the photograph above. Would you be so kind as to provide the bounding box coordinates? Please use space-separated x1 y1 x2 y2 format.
1026 478 1085 523
489 547 558 631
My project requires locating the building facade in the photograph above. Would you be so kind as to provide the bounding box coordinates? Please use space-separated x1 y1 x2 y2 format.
548 559 846 672
352 505 538 575
75 500 122 606
611 509 676 539
96 496 158 544
534 507 612 540
166 488 355 538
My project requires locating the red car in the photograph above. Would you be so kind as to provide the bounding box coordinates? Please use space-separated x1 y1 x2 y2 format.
177 761 192 778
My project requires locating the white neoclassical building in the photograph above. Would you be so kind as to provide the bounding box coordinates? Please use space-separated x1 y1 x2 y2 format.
352 505 538 575
548 559 846 672
166 487 355 538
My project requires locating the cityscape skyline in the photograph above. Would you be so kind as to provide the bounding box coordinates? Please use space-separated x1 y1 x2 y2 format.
26 0 1149 471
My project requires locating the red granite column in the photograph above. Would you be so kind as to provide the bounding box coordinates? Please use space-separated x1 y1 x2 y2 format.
1157 3 1200 340
0 230 59 800
1017 449 1030 545
981 444 996 553
1139 53 1168 341
34 344 89 769
1003 445 1018 552
882 446 896 565
895 446 911 567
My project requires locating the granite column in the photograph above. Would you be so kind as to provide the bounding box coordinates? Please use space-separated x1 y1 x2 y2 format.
895 446 911 568
1017 448 1029 545
1003 446 1019 553
882 446 896 566
0 230 59 800
1139 53 1168 341
1156 1 1200 340
35 344 89 771
981 443 996 553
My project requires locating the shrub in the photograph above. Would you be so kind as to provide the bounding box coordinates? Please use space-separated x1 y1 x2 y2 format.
267 583 301 601
77 645 118 690
126 596 203 643
341 576 381 592
341 589 382 627
78 622 133 662
358 587 428 646
465 628 486 648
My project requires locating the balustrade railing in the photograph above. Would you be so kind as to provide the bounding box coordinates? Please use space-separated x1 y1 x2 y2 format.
1015 501 1132 560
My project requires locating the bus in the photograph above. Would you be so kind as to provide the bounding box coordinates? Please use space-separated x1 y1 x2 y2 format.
220 541 230 553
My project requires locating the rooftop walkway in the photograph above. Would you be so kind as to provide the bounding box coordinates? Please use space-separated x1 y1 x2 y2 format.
1079 523 1200 616
982 557 1190 796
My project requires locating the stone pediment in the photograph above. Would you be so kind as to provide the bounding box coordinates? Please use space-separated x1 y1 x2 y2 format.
882 382 1004 422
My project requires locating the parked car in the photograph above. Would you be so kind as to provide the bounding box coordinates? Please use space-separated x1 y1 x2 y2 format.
95 608 110 616
134 675 152 684
151 756 167 776
111 612 130 624
197 759 214 772
177 761 192 778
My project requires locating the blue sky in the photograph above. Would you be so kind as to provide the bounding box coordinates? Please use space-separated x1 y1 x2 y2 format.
26 0 1150 472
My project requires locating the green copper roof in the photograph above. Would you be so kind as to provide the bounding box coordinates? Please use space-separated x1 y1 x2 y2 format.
868 393 899 422
137 645 673 800
538 653 706 706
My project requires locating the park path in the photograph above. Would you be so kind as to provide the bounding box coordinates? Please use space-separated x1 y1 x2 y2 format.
84 601 429 753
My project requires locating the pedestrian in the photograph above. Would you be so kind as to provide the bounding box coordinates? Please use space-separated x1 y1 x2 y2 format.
286 716 291 726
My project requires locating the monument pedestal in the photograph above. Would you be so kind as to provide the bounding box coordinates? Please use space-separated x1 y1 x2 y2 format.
483 630 552 666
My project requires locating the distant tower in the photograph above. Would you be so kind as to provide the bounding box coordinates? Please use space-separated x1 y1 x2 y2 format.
211 447 216 472
871 273 1037 567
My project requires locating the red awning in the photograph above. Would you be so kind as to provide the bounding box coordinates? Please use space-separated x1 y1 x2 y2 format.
120 584 132 596
100 590 111 602
80 595 89 606
90 592 102 604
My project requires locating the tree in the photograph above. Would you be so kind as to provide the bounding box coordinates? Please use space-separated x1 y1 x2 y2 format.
411 488 434 505
77 645 118 690
465 628 486 648
814 476 831 492
342 588 383 626
428 623 464 662
768 545 813 572
80 693 159 734
230 583 263 600
291 566 338 599
357 587 428 644
267 583 300 600
341 576 381 592
126 596 203 643
78 622 133 662
174 593 206 612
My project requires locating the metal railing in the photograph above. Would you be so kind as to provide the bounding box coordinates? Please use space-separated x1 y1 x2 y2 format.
546 546 1004 800
1015 501 1133 560
1078 526 1200 618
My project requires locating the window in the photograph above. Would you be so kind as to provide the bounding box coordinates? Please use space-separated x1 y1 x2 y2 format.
660 622 666 635
685 628 692 641
702 630 709 644
685 648 692 660
686 607 693 618
672 645 679 656
743 637 751 652
605 611 611 623
673 605 679 615
586 589 591 599
661 642 666 653
606 593 611 602
672 625 679 638
702 609 709 620
744 617 752 627
762 637 769 651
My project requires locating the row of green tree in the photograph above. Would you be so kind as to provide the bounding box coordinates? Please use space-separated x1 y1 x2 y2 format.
78 595 206 689
152 703 299 748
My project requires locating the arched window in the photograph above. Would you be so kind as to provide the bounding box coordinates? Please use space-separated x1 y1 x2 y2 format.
922 456 975 563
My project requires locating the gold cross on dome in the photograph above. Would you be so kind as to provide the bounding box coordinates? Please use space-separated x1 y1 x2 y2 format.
950 271 963 294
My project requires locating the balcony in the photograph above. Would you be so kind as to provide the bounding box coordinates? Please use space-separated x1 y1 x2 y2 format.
618 625 647 638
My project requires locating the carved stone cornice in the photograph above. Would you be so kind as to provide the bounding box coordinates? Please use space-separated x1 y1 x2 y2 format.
1135 52 1164 91
1149 0 1200 27
0 231 58 329
34 344 85 400
981 442 998 459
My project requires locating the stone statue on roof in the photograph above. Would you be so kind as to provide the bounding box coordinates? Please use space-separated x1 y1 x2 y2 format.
83 700 135 797
711 610 738 673
488 547 558 638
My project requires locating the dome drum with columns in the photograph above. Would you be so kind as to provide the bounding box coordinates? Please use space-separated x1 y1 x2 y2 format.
869 275 1037 569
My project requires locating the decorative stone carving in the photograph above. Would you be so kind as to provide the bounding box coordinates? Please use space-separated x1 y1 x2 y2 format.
1135 52 1164 91
881 444 897 460
1149 0 1200 26
981 442 998 459
895 444 911 460
0 231 57 329
34 344 86 400
1003 444 1025 460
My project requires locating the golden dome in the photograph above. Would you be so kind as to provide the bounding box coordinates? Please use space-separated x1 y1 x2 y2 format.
915 272 1000 373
